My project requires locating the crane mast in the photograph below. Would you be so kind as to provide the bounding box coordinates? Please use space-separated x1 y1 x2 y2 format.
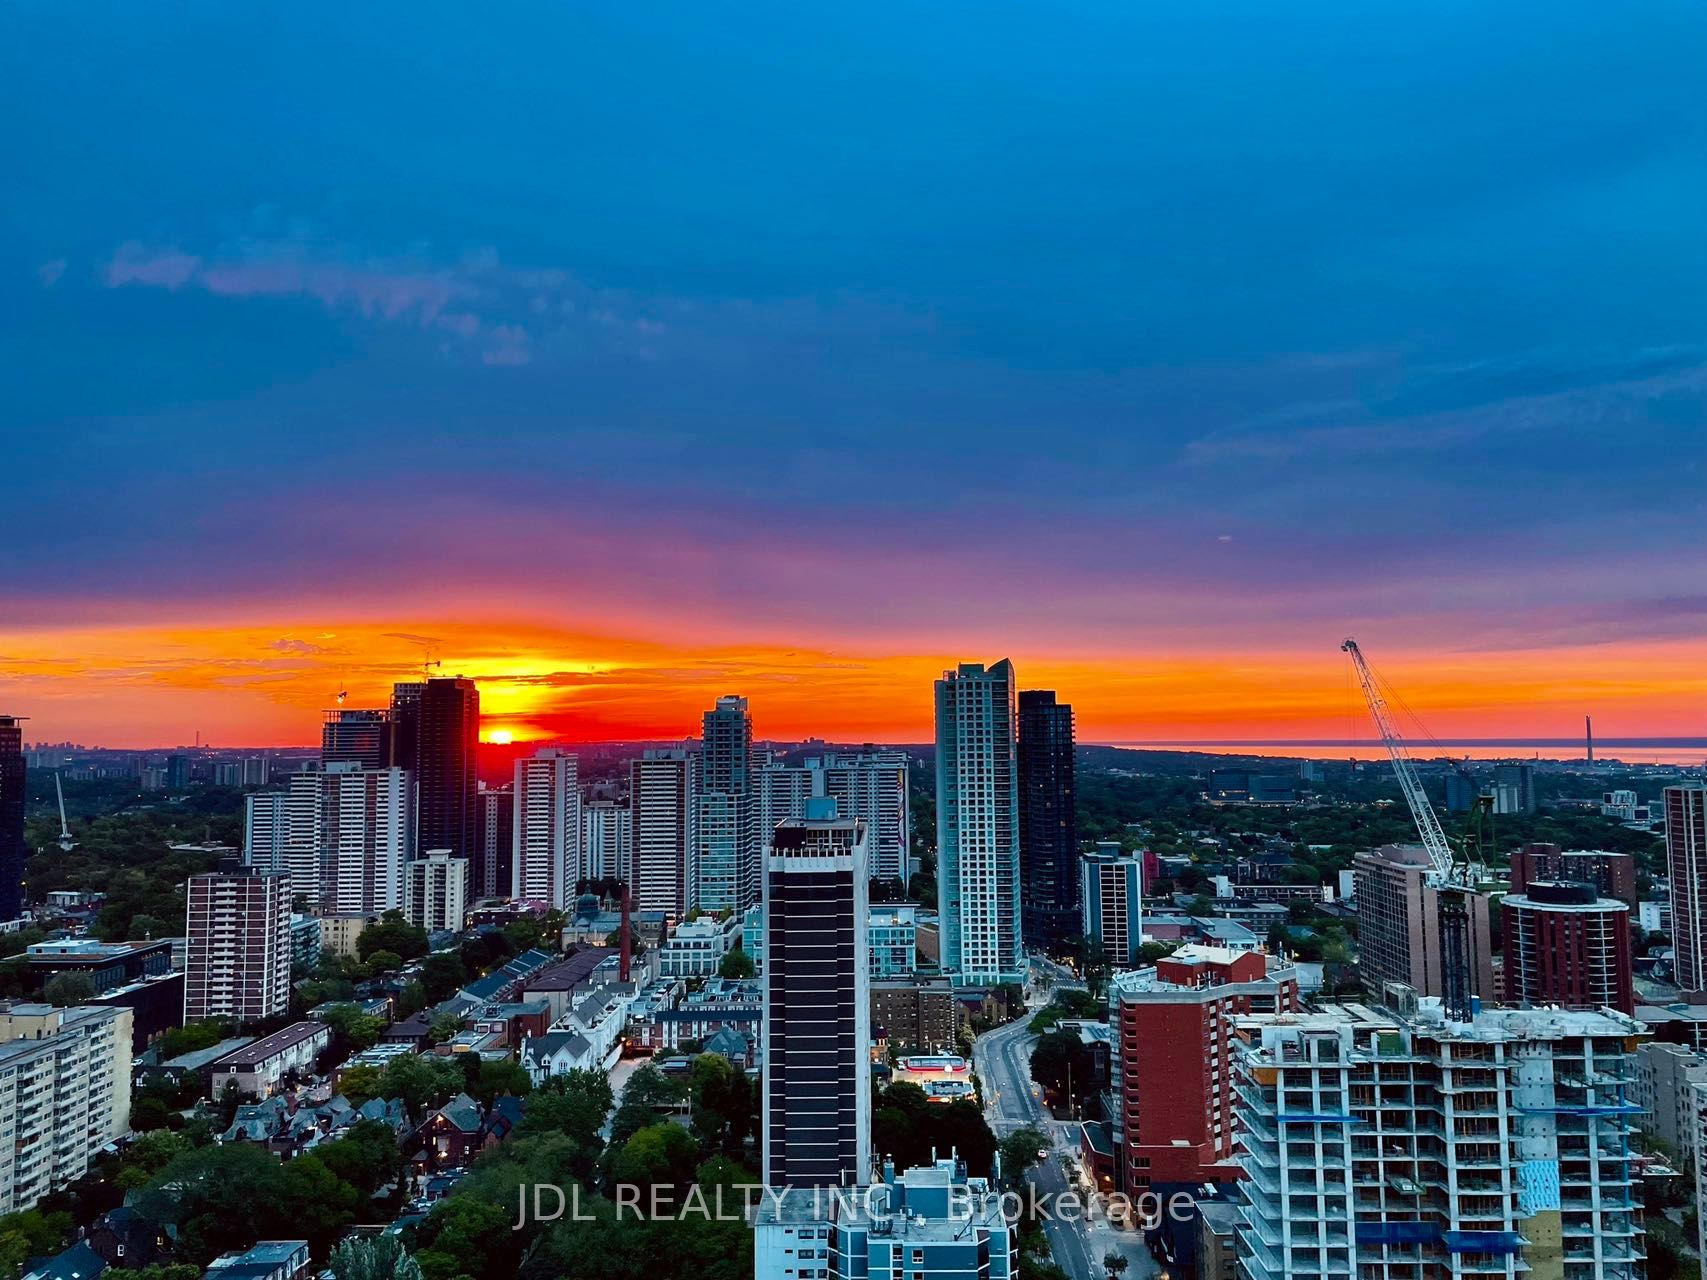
55 771 75 852
1341 638 1457 884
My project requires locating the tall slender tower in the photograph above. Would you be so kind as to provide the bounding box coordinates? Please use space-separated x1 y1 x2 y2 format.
1667 784 1707 997
935 661 1024 986
631 749 696 917
512 748 580 909
695 696 756 912
761 800 870 1190
0 717 25 921
1018 689 1078 954
415 677 480 871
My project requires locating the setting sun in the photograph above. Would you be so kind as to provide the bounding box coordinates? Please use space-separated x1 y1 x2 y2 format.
486 728 514 745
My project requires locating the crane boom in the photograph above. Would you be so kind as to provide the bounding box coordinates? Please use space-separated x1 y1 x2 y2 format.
1341 639 1455 882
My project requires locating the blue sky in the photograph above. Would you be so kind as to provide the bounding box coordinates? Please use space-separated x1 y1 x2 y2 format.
2 3 1704 742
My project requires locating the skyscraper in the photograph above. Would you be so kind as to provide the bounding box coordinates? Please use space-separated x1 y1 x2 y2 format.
512 747 580 909
935 661 1024 986
321 707 391 769
631 748 695 916
761 800 871 1190
260 765 413 913
388 681 424 773
1018 689 1078 953
415 677 480 865
476 782 514 900
581 799 632 883
757 751 911 885
184 859 292 1021
0 716 27 921
1494 761 1537 813
1666 784 1707 996
695 696 756 912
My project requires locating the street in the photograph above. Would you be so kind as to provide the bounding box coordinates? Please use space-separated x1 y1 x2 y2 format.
972 975 1159 1280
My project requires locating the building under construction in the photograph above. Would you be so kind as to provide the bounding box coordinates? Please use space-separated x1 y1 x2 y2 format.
1354 843 1496 1007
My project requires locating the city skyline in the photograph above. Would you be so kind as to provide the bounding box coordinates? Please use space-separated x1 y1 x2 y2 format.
4 6 1705 751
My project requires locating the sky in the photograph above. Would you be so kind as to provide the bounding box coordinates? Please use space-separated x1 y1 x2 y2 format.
2 3 1705 748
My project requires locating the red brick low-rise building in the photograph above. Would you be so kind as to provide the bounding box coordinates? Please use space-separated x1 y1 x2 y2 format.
1109 946 1298 1194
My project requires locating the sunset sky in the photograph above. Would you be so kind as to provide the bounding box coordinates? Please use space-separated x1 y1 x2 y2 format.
3 4 1704 748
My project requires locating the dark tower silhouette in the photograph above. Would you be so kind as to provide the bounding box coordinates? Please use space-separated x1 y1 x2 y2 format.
0 717 25 920
415 678 480 866
1018 690 1078 953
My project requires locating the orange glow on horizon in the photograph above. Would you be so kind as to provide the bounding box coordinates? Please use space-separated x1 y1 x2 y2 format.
0 614 1703 749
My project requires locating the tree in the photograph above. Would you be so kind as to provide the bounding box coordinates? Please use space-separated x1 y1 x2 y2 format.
326 1236 423 1280
608 1065 688 1147
217 1079 244 1127
1030 1031 1097 1116
420 953 468 1002
314 1120 402 1197
364 949 404 975
338 1065 384 1107
379 1053 466 1119
156 1020 228 1060
1103 1250 1129 1278
42 971 96 1006
998 1126 1049 1182
0 1209 73 1278
717 948 755 980
396 980 428 1019
519 1069 612 1185
320 1003 386 1052
428 1011 465 1044
609 1123 700 1195
357 912 429 962
471 1057 533 1106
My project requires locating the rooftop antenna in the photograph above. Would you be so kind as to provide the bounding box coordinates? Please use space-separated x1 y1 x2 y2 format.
1586 715 1594 764
54 772 75 852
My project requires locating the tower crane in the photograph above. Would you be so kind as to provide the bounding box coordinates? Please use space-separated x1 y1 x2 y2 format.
1341 638 1463 885
1343 638 1484 1020
54 771 75 852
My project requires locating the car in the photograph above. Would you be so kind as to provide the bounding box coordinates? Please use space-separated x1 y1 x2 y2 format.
1037 1147 1049 1160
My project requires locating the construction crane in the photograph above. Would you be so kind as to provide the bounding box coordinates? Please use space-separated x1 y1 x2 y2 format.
1341 638 1460 884
54 772 75 852
1343 638 1483 1020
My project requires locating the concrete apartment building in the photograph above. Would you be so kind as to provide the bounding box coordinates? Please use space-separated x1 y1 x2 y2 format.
1354 844 1495 1003
631 749 696 918
1509 843 1637 907
184 861 292 1022
1234 995 1647 1280
406 847 470 934
513 748 580 910
1632 1041 1707 1168
1666 785 1707 996
0 1003 133 1213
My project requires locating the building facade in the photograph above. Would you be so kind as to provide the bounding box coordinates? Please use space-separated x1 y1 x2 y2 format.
762 803 871 1190
320 708 390 770
406 848 470 933
581 799 632 884
0 716 26 921
1353 844 1495 1004
1110 947 1298 1195
476 783 514 900
1081 845 1144 968
184 860 292 1022
631 749 695 917
696 696 757 913
1017 690 1078 954
1509 843 1637 907
512 748 580 909
1666 785 1707 996
1500 880 1634 1013
0 1003 133 1213
1234 999 1647 1280
414 677 480 870
935 661 1024 986
757 751 911 886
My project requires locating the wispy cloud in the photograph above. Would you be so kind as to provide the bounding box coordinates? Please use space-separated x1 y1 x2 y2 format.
1183 347 1707 466
99 234 674 369
36 259 66 287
